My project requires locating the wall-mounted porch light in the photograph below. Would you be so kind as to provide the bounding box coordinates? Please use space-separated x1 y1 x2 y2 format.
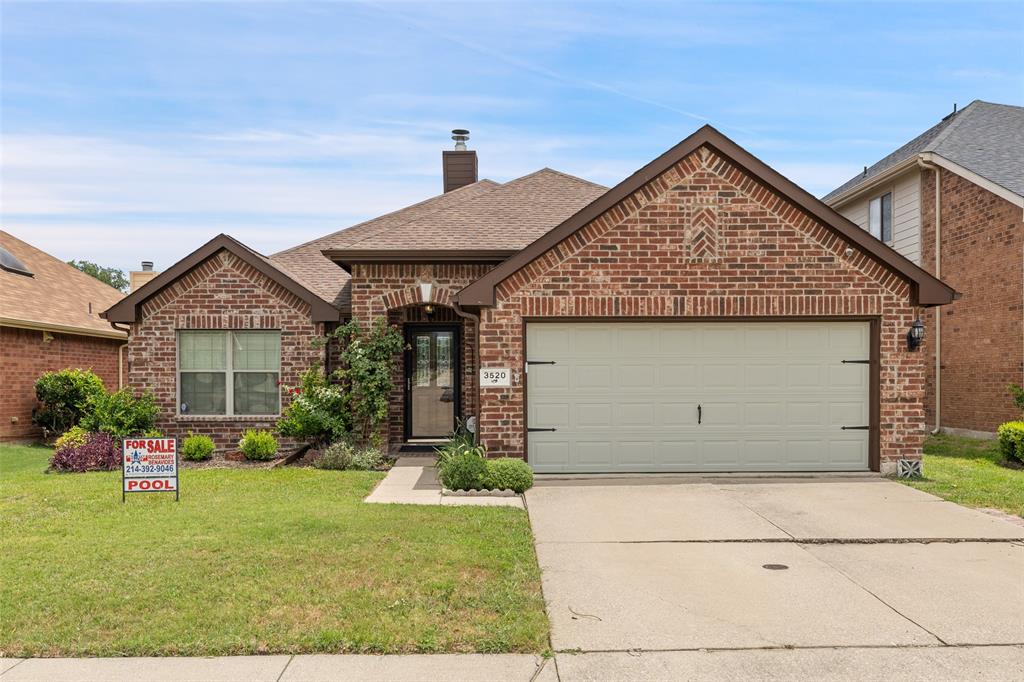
907 318 925 351
419 281 433 304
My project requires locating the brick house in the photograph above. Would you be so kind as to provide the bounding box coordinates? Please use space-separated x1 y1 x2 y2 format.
825 101 1023 437
1 230 127 441
104 126 955 473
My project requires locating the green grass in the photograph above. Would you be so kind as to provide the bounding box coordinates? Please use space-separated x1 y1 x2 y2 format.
900 434 1024 518
0 443 548 657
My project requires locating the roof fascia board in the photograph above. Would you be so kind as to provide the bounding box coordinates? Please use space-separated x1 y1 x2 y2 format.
1 318 127 340
324 249 517 271
103 234 342 323
825 156 921 208
922 152 1024 209
456 125 956 308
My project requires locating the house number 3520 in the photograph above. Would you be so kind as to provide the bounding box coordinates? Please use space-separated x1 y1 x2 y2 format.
480 368 511 387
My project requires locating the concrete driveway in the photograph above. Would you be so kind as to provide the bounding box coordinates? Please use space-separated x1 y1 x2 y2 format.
526 478 1024 679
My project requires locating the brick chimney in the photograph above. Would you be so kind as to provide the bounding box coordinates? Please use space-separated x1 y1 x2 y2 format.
442 129 478 193
129 260 159 292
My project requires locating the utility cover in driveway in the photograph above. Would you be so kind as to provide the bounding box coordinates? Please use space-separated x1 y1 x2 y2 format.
526 322 870 472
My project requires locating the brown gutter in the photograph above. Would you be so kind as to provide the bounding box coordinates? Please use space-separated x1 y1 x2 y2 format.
456 125 958 309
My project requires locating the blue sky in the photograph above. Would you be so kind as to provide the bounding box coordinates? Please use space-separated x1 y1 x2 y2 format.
2 1 1021 275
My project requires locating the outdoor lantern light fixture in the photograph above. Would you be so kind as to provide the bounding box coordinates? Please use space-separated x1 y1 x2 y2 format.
907 318 925 351
419 281 433 304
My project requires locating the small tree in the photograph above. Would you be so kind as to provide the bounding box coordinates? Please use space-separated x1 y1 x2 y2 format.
331 318 404 447
67 260 129 292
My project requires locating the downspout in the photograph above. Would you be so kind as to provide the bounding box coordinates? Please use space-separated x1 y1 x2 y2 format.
109 322 131 390
452 301 482 445
918 156 941 434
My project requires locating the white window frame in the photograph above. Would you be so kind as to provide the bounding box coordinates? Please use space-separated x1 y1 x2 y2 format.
176 330 281 417
868 191 893 244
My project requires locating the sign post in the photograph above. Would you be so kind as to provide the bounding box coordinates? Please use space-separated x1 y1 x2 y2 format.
122 437 179 502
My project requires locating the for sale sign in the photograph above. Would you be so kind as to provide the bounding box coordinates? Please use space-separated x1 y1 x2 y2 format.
122 438 179 501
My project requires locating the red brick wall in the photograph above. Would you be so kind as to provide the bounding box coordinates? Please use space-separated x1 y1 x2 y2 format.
126 250 325 456
1 326 124 441
476 146 927 470
920 168 1024 434
349 263 492 448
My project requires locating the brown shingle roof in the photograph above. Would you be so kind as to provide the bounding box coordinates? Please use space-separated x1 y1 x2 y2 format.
270 179 502 310
0 230 127 338
341 169 607 251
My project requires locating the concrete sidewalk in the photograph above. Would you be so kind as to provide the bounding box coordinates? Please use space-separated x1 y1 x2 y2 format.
4 647 1024 681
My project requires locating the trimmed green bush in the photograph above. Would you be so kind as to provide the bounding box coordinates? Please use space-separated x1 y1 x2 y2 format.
997 421 1024 463
33 369 106 434
54 425 90 451
182 433 215 461
81 389 158 439
238 429 278 461
438 450 489 491
315 441 354 470
484 458 534 493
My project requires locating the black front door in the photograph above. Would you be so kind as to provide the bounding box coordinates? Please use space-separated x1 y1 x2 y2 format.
405 326 459 440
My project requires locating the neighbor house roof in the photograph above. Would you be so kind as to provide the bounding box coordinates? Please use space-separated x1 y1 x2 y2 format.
824 100 1024 204
103 234 342 323
0 230 127 339
457 125 958 308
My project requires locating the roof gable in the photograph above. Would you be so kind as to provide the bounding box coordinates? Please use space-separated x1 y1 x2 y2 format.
457 125 957 308
102 234 342 323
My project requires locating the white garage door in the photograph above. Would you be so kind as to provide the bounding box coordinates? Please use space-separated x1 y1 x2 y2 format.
526 322 871 473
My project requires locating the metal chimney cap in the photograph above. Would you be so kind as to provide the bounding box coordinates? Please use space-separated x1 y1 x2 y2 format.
451 129 470 150
141 261 154 271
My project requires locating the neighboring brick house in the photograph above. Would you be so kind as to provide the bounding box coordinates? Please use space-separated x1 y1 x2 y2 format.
105 126 955 473
825 101 1024 437
0 230 127 441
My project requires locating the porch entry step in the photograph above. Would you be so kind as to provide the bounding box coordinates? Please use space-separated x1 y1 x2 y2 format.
398 443 443 454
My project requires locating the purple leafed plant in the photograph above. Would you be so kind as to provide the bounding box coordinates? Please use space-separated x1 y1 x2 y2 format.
50 432 120 472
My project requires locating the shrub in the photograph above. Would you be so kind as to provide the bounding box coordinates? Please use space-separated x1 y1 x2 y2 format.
50 431 119 472
181 433 215 461
315 441 355 470
997 421 1024 463
484 458 534 493
438 449 489 491
350 447 384 471
239 429 278 461
33 369 106 434
330 318 404 447
81 390 158 439
1009 384 1024 413
276 365 349 448
54 425 90 451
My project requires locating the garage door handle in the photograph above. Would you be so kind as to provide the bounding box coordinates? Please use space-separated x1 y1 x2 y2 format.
841 360 870 364
527 428 557 432
697 404 702 425
841 425 869 430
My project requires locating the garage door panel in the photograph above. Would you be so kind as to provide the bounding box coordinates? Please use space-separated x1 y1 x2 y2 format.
661 364 698 388
617 364 655 388
574 364 612 390
527 322 870 473
659 327 700 354
617 403 658 427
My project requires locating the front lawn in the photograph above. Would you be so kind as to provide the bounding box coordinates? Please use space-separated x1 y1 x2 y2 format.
900 434 1024 518
0 444 548 657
